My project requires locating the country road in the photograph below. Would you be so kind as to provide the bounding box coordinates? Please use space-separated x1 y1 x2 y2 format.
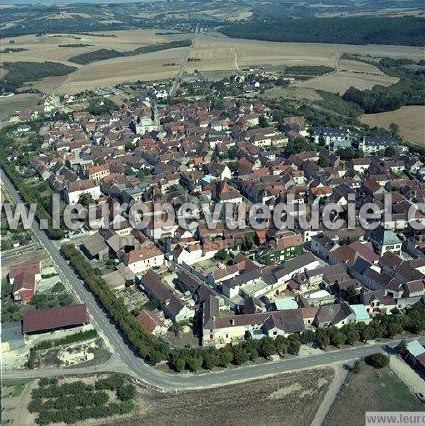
2 168 425 391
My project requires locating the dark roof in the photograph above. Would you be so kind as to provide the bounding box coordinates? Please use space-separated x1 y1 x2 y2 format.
142 270 186 319
23 304 88 334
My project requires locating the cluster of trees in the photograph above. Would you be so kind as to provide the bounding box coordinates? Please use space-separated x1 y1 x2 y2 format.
86 98 120 116
27 329 98 368
32 292 73 309
336 147 365 161
69 39 192 65
58 43 94 48
343 59 425 113
0 133 64 239
29 375 136 425
0 61 77 92
302 306 425 350
220 17 425 47
285 66 334 77
169 335 301 372
283 137 317 157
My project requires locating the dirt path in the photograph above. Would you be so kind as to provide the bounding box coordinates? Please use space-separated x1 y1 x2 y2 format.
311 364 348 426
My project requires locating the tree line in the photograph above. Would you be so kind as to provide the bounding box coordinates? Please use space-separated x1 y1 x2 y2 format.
69 39 192 65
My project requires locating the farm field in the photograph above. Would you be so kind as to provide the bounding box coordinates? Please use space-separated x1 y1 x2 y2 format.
326 364 423 426
298 70 399 94
360 106 425 146
1 30 424 95
122 368 334 426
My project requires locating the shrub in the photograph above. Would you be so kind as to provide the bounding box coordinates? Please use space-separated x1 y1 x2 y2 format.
365 353 390 369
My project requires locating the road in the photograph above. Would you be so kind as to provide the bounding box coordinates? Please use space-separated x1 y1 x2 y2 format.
2 169 425 391
3 338 425 391
169 39 193 97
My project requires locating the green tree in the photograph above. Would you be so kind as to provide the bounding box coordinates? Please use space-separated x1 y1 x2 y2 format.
202 349 219 370
364 353 389 369
186 355 203 372
259 116 269 128
275 335 288 356
259 337 276 358
232 347 249 365
318 154 330 168
330 329 346 348
218 349 233 367
78 192 94 207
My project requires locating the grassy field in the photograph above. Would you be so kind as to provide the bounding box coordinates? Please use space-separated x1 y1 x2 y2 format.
1 30 424 95
360 106 425 146
122 368 334 426
327 365 424 426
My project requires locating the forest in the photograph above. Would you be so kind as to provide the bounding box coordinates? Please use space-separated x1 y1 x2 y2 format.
220 16 425 46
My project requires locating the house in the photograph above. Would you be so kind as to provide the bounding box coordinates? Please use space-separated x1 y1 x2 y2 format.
311 234 338 262
313 302 356 328
80 232 109 261
9 261 42 304
357 136 398 155
23 304 89 335
272 253 320 285
136 310 165 335
221 269 262 298
257 231 303 264
360 290 397 316
87 163 110 182
123 245 165 274
350 304 372 324
140 270 194 322
312 127 353 151
369 226 402 256
403 340 425 375
64 179 101 204
202 296 305 347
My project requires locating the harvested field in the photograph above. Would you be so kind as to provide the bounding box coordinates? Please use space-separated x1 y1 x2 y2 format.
2 30 424 95
298 70 399 94
57 48 187 93
0 30 181 65
360 106 425 146
339 59 385 75
121 368 334 426
327 365 423 426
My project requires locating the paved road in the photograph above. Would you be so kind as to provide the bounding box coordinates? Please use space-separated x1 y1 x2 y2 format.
2 169 425 391
169 39 192 97
3 338 425 391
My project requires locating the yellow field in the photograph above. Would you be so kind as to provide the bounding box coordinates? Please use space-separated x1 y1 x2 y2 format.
1 30 424 94
360 106 425 146
298 70 399 94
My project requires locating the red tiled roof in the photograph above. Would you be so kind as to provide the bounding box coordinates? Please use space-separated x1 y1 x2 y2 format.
136 310 162 333
9 262 40 280
23 304 88 334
